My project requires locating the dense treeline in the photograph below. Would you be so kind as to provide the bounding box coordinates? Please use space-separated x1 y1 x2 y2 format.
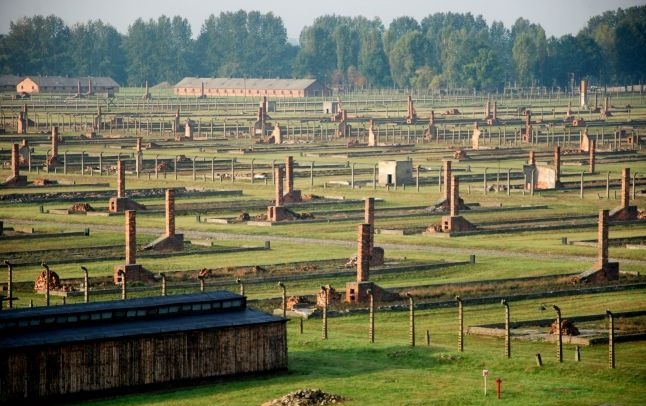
0 7 643 90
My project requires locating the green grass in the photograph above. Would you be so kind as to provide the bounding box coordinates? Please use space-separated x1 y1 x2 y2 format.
74 290 646 406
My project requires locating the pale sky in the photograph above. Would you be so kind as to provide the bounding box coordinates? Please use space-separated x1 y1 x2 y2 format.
1 0 644 41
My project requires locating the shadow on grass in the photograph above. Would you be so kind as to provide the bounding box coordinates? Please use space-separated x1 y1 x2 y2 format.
76 344 466 406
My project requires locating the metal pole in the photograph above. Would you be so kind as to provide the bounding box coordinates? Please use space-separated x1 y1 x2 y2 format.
236 278 245 296
199 276 205 292
81 266 89 303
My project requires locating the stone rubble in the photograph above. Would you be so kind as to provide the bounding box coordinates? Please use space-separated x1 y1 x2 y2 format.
261 388 345 406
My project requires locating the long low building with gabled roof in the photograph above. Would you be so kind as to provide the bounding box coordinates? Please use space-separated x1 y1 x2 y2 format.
16 76 120 94
174 77 329 98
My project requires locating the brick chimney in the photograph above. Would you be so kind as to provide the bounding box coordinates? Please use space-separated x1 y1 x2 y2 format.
597 209 608 269
364 197 375 253
357 224 371 282
274 166 284 207
125 210 137 265
285 156 294 195
450 175 460 217
589 139 596 173
165 189 175 237
528 150 535 166
621 168 630 208
443 160 452 201
11 143 19 178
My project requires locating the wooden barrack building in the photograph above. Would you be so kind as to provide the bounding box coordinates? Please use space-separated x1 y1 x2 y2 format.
0 291 287 402
174 77 329 98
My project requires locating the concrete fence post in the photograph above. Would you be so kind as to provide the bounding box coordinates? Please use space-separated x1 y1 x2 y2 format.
278 282 286 319
456 296 464 352
368 289 374 343
502 299 510 358
81 266 89 303
41 262 51 307
321 285 328 340
553 305 563 363
607 309 615 369
4 261 13 309
407 293 415 347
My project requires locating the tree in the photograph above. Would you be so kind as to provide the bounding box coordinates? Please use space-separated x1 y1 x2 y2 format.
2 15 70 75
388 31 424 88
69 20 126 83
511 19 547 85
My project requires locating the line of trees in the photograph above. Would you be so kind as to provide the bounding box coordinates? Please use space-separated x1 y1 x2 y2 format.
0 7 643 90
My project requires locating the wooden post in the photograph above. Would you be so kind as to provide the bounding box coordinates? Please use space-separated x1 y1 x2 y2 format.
368 289 374 343
407 293 415 347
502 299 510 358
236 278 245 296
199 275 205 292
553 305 563 363
456 296 464 352
607 309 615 369
575 346 581 362
81 266 89 303
535 353 543 367
606 172 610 199
580 171 584 199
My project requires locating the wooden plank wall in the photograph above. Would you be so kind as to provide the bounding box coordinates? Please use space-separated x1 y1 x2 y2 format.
0 322 287 401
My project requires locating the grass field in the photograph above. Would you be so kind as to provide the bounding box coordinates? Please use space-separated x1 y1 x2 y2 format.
1 90 645 405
